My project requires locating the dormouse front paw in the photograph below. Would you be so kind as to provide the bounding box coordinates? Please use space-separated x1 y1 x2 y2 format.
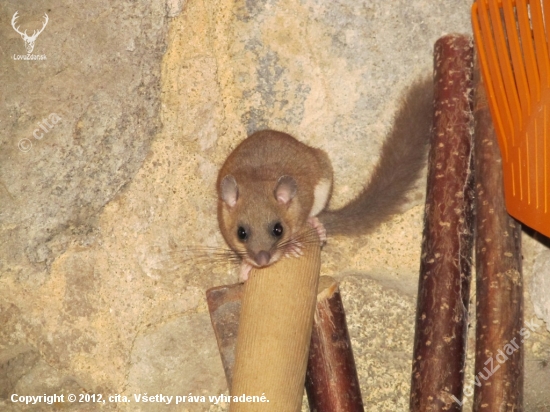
239 262 253 282
284 241 304 259
307 216 327 244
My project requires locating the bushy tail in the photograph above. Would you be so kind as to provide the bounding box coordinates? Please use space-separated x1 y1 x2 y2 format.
319 77 433 236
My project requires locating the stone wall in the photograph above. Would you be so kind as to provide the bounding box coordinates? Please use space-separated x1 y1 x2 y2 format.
1 0 548 410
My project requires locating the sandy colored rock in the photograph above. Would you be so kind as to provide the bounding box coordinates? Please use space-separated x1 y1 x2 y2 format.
1 0 548 411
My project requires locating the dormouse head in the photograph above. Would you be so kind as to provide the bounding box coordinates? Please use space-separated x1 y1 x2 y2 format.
218 174 300 268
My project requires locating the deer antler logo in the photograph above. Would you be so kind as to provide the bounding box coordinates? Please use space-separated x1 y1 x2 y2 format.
11 11 49 54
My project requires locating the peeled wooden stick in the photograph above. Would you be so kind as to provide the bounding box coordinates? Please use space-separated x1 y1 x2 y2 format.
229 243 321 412
305 276 364 411
410 34 475 411
472 58 523 412
207 275 363 410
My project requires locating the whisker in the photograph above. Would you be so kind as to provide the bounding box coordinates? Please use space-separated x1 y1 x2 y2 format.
277 226 323 252
162 245 244 267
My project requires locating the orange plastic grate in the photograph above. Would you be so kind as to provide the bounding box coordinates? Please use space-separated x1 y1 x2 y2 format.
472 0 550 237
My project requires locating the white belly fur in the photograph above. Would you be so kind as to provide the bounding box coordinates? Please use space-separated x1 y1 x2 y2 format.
310 178 331 217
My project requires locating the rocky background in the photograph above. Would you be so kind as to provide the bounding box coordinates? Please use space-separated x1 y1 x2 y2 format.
1 0 549 411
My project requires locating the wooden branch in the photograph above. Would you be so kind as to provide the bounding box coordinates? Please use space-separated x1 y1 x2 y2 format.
229 244 321 412
472 57 523 412
305 276 364 412
206 282 244 388
410 34 475 411
207 275 364 411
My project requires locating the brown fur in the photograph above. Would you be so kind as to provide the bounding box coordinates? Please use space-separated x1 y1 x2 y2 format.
318 78 433 236
216 77 433 268
217 130 332 266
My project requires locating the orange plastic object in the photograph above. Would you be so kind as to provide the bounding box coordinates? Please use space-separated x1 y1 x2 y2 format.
472 0 550 237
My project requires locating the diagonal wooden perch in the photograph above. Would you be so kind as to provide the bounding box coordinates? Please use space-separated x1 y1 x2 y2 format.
207 274 364 411
305 276 364 411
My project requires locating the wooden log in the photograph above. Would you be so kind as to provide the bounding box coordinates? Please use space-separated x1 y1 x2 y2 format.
410 34 475 411
206 282 244 388
207 276 364 411
229 243 321 412
305 276 364 412
472 58 523 412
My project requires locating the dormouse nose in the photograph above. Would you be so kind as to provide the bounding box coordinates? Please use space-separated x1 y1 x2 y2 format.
254 251 271 267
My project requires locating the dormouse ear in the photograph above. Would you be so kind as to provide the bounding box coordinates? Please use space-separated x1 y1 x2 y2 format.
220 175 238 207
274 175 297 205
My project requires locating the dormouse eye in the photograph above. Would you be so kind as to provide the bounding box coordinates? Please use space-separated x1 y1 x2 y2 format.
272 222 283 237
237 226 248 241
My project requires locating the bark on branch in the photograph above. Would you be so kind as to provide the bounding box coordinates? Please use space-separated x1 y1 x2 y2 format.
410 34 475 412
